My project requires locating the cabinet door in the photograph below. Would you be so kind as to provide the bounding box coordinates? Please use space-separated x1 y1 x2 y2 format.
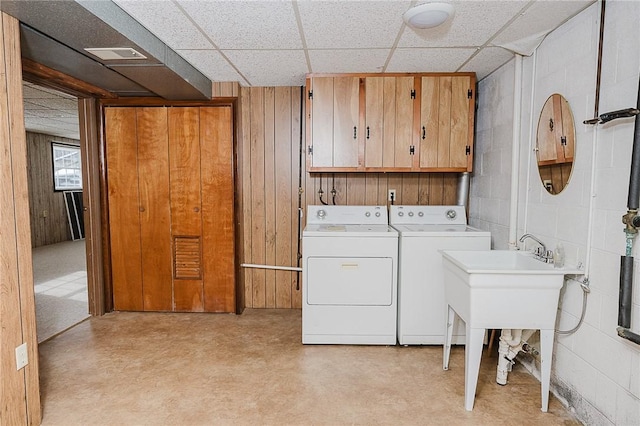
106 108 143 311
364 76 414 169
393 77 415 169
419 75 473 170
538 94 575 165
308 76 360 169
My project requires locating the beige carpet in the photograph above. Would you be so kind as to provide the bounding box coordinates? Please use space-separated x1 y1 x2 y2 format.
32 240 89 342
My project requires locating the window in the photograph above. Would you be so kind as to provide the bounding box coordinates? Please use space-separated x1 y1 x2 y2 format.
52 142 82 191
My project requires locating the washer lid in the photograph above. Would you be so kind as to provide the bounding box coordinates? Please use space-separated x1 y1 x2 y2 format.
392 223 491 236
304 223 398 238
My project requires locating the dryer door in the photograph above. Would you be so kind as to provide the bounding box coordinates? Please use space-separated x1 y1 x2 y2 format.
306 257 393 306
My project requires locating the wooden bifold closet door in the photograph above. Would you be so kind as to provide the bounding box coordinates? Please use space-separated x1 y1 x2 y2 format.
105 106 235 313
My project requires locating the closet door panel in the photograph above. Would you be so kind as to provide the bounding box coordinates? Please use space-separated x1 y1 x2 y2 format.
169 107 204 312
136 107 172 311
201 106 235 312
105 108 143 311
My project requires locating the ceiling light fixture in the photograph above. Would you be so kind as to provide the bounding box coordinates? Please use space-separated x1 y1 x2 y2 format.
403 2 454 29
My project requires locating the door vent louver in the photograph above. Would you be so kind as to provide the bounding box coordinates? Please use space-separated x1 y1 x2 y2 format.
174 236 202 280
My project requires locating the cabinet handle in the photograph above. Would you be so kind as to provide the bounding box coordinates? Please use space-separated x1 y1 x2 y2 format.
422 126 426 140
366 126 370 139
139 206 145 212
353 126 357 139
194 207 200 213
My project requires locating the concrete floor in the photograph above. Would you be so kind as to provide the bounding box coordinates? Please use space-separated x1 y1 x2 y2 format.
38 309 579 425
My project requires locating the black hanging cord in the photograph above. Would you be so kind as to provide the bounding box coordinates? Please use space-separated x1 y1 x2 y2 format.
331 173 337 205
295 86 304 291
318 173 328 205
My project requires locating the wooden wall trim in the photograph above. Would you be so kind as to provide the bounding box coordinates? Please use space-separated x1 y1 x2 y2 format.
306 72 477 79
100 98 234 107
0 11 41 425
78 98 106 316
22 57 116 99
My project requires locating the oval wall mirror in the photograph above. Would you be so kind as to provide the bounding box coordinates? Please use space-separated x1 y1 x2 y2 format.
536 94 576 195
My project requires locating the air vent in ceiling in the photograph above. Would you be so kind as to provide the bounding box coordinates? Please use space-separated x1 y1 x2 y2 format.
84 47 147 61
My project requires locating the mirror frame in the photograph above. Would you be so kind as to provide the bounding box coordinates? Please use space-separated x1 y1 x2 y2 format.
535 93 575 195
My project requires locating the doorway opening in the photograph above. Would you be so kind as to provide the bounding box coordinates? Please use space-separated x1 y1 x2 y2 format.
23 81 90 342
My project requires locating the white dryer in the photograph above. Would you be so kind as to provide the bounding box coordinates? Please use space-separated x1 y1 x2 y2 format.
390 205 491 345
302 205 398 345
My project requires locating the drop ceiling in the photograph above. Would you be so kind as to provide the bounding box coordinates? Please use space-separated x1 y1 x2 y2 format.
15 0 596 140
113 0 595 86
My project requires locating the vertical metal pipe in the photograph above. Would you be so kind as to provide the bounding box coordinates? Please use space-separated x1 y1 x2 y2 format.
456 172 470 207
626 79 640 210
619 256 634 329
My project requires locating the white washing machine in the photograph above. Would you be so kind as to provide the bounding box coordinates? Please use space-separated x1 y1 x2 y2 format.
390 205 491 345
302 205 398 345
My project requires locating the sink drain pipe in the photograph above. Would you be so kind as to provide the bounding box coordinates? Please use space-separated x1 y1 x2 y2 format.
618 76 640 345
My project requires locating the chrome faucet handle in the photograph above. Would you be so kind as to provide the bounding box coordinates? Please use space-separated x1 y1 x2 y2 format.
545 250 554 263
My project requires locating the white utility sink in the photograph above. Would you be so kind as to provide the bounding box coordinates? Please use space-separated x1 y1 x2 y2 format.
441 250 582 412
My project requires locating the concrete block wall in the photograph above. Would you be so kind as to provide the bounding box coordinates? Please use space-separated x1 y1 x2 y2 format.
470 2 640 424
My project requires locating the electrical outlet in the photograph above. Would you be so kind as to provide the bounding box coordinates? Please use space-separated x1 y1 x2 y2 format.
388 189 396 202
15 343 28 370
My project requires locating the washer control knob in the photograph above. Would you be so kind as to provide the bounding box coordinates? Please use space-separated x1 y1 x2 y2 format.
408 212 414 217
365 212 371 217
418 212 424 217
317 209 326 219
398 212 404 217
375 212 381 217
446 209 457 220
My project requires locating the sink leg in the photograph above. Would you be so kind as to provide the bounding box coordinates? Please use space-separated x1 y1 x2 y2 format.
443 305 455 370
464 327 485 411
539 329 554 412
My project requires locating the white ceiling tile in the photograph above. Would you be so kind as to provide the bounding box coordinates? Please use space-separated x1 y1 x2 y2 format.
399 0 529 48
114 0 214 49
223 50 309 86
386 48 476 73
492 0 595 51
222 50 308 86
309 49 390 74
458 47 514 80
298 0 411 49
178 1 301 49
177 49 248 85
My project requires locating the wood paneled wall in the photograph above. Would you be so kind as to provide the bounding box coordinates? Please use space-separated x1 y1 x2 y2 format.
25 131 79 247
238 86 458 309
0 12 41 425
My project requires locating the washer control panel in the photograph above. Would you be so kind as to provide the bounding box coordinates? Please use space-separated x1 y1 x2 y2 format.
308 205 388 225
389 205 467 225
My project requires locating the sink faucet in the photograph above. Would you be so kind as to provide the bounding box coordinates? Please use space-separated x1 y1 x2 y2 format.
519 234 552 263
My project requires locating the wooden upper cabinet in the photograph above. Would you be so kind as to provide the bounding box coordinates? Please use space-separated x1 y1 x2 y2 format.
419 75 474 171
308 76 361 169
307 73 475 172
